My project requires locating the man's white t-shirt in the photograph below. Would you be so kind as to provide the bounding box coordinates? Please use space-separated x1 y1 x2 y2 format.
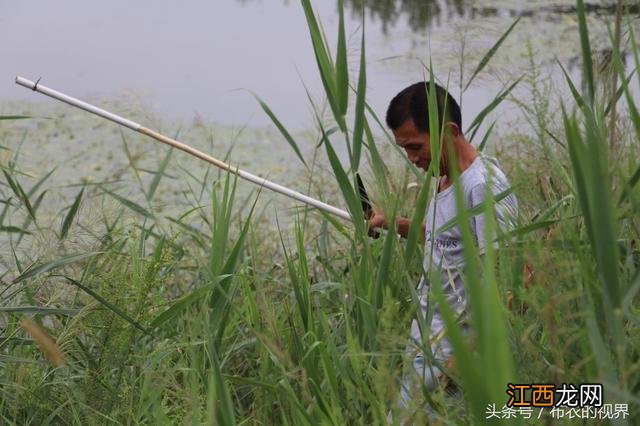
403 154 518 400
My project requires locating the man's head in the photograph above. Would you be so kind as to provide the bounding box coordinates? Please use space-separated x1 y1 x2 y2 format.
386 82 462 173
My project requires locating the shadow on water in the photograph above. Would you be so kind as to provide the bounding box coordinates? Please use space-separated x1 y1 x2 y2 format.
343 0 638 33
341 0 638 83
345 0 464 33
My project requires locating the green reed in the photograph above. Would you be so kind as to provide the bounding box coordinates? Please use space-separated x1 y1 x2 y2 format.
0 0 638 424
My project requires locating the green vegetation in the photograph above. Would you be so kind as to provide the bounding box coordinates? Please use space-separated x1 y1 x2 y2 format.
1 0 639 424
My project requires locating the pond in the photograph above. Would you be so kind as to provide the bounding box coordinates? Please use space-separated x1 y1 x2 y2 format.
2 0 635 131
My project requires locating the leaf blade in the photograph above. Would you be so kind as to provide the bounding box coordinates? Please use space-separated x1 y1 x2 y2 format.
60 187 84 240
464 17 520 91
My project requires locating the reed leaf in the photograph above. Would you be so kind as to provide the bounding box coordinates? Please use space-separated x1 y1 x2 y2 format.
207 345 237 426
100 186 152 218
147 147 173 201
321 129 362 232
0 115 32 120
2 170 36 223
563 106 624 358
0 226 31 235
300 0 343 132
251 92 308 168
1 306 78 316
0 354 37 363
464 17 520 92
13 252 102 283
610 24 640 141
373 213 396 310
26 167 56 199
619 163 640 206
478 120 496 151
557 59 587 111
576 0 595 103
16 190 46 245
60 187 84 240
605 69 636 116
502 217 574 239
150 274 232 329
351 19 367 172
428 275 484 418
404 172 431 266
451 149 514 419
363 119 390 195
427 70 441 178
59 275 149 334
436 187 514 233
466 77 522 141
335 0 349 118
364 101 422 178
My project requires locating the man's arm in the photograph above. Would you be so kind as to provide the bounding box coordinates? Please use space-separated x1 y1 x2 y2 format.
368 210 425 240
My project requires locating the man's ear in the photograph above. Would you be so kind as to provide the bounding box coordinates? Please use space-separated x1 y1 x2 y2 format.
445 122 460 137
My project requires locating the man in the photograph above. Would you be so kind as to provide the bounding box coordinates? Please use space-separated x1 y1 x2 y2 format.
368 82 519 411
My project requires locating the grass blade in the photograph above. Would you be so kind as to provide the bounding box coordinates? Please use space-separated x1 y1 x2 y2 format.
351 18 366 172
466 77 522 141
611 23 640 141
59 275 149 334
26 167 56 199
322 128 363 233
335 0 349 118
0 115 32 120
2 170 36 223
404 172 432 265
147 147 174 201
13 252 102 283
16 190 46 245
478 120 496 151
150 274 231 329
373 211 396 310
60 187 84 240
251 92 308 168
427 69 441 177
0 306 78 316
576 0 594 103
100 186 152 218
557 59 586 111
605 69 636 116
0 225 31 235
464 17 520 91
619 163 640 205
300 0 345 132
207 345 237 426
436 187 514 233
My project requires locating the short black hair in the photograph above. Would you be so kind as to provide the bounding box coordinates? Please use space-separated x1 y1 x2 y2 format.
385 82 462 134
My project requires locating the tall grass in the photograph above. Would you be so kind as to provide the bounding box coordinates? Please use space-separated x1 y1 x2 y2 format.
0 0 639 424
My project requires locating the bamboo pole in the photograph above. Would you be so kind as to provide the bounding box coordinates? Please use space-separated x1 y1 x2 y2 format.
15 76 352 222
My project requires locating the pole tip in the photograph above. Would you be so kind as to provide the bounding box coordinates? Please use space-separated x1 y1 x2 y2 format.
15 76 37 90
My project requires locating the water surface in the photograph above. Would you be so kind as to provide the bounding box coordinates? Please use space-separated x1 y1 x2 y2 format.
3 0 634 130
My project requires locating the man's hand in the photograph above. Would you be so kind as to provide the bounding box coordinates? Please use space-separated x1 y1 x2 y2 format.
367 209 423 240
367 209 387 239
368 209 388 231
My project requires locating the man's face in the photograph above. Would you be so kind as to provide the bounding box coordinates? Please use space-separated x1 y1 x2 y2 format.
392 118 432 171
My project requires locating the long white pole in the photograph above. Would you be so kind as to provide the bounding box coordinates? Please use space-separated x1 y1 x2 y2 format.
15 76 352 222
